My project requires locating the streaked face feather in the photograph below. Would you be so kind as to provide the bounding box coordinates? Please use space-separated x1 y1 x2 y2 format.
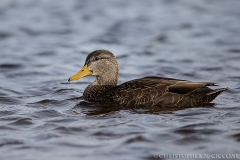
85 50 118 76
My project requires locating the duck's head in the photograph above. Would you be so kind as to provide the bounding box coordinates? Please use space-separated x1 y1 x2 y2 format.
68 50 118 84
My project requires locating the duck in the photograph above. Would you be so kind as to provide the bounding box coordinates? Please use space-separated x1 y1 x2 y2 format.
68 50 227 107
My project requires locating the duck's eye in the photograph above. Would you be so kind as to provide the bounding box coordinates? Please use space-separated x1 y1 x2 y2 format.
94 57 99 61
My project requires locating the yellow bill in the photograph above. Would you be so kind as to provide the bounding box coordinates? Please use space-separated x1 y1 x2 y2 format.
68 65 92 82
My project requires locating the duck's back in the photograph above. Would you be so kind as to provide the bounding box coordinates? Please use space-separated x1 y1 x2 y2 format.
107 76 227 107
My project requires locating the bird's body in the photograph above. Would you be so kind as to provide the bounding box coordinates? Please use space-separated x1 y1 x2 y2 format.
68 50 227 107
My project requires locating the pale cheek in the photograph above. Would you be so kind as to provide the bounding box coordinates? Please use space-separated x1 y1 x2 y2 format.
90 65 102 76
105 61 111 66
88 66 94 74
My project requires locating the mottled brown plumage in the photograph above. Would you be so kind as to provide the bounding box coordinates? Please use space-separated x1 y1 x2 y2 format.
68 50 227 107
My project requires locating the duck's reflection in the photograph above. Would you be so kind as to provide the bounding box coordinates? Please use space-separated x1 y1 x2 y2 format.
72 100 215 116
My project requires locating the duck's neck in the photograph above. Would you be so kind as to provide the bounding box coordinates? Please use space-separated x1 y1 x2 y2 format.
83 73 118 102
94 74 118 86
93 66 118 86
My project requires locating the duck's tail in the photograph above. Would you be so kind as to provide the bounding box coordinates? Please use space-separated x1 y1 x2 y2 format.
203 88 228 102
176 87 228 107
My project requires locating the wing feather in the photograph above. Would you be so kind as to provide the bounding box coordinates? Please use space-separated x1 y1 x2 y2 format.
111 76 218 107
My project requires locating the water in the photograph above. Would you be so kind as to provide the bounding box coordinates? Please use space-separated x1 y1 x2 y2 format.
0 0 240 159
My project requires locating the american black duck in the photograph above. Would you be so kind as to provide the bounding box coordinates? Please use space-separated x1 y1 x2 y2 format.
68 50 227 107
